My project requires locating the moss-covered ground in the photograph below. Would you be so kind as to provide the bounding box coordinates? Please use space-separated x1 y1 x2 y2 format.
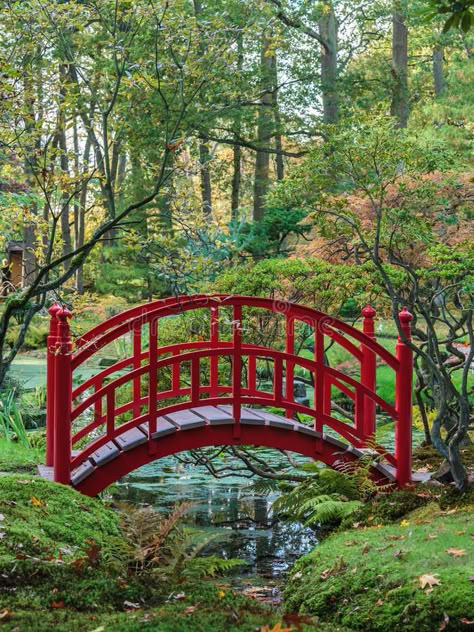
1 441 473 631
284 492 474 631
0 475 334 631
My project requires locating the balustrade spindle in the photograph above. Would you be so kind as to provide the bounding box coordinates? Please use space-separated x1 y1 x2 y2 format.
210 305 219 397
232 305 242 437
285 315 294 418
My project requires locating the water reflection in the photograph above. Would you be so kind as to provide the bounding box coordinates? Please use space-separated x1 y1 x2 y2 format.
114 452 317 578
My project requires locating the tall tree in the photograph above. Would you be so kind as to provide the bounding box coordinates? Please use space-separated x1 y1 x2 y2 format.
253 32 275 222
391 1 409 128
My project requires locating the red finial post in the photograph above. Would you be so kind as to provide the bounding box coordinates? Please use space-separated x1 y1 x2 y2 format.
395 306 413 488
53 305 73 485
359 304 377 439
46 303 61 467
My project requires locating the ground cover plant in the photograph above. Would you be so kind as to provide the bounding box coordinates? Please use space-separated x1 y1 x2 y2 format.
284 493 474 631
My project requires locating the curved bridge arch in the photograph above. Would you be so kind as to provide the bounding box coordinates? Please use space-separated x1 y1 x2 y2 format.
44 295 414 495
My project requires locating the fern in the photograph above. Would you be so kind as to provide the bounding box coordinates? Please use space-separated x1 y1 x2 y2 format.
273 467 365 528
299 495 362 527
117 502 243 584
182 556 245 580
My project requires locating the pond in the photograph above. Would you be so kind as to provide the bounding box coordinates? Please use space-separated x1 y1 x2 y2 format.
113 450 317 581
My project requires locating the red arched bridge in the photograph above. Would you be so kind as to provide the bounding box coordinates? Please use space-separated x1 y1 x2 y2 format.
42 295 415 496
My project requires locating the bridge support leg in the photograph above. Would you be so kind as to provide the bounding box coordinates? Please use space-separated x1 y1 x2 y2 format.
46 303 60 467
53 306 73 485
395 307 413 488
361 305 377 440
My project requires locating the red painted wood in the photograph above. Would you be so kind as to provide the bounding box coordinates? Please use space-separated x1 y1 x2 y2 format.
285 315 294 419
53 306 72 484
232 305 242 438
47 294 414 493
395 307 413 487
360 304 377 438
46 302 60 467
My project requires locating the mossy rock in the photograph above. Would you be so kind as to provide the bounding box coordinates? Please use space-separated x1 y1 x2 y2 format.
284 504 474 631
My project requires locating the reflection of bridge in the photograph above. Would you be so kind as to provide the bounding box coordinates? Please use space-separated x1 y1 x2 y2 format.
41 295 414 496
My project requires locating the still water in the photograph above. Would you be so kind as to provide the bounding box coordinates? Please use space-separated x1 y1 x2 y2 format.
113 451 317 579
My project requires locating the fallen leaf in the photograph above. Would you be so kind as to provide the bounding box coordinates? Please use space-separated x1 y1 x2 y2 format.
454 530 466 535
439 613 449 630
320 568 332 580
393 549 407 559
426 534 438 540
282 613 316 630
376 599 383 606
0 514 4 521
0 610 12 620
260 624 292 632
50 601 65 609
173 593 186 600
184 604 199 614
446 548 466 557
292 571 302 580
400 520 410 527
15 479 32 484
362 542 370 554
123 600 140 610
0 532 5 539
419 574 441 590
30 497 44 507
217 590 225 599
460 618 474 624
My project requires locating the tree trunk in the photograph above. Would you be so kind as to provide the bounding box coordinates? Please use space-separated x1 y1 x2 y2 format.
231 32 244 220
253 33 274 223
318 2 339 125
73 118 92 294
272 55 284 180
390 3 409 128
59 65 72 271
22 63 40 287
198 141 212 217
432 45 447 97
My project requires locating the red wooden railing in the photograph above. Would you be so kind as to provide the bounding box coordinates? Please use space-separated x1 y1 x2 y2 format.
46 295 413 487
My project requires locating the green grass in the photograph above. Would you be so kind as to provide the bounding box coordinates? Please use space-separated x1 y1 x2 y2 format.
284 502 474 631
0 438 44 473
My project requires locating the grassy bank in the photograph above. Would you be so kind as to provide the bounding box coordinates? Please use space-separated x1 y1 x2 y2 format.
0 475 321 632
284 492 474 631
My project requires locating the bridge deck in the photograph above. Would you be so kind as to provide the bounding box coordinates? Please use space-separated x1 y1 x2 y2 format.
38 405 412 487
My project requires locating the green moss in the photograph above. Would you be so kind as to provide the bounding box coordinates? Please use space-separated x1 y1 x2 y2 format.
0 439 44 473
340 490 433 529
285 505 474 631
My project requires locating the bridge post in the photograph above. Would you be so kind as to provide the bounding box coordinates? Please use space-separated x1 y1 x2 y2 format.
46 302 60 467
232 305 242 438
360 304 377 440
53 306 73 485
395 307 413 488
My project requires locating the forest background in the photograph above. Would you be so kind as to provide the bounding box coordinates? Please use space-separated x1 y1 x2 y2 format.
0 0 472 486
